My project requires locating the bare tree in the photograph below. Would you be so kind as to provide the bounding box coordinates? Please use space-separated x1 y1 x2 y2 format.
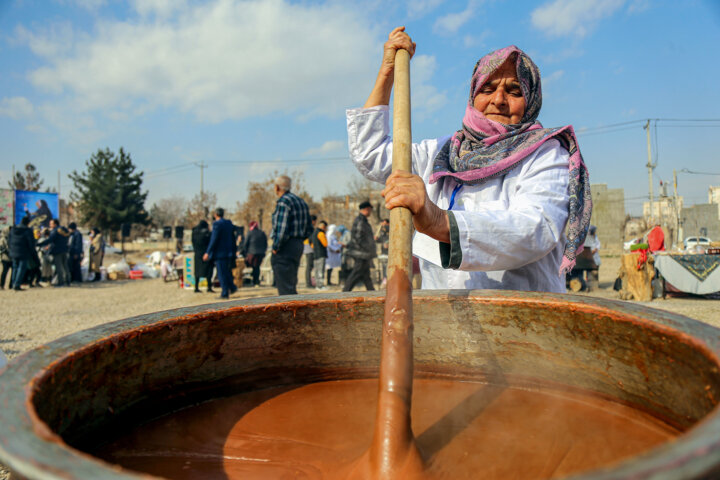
185 191 218 227
346 172 379 202
149 196 188 228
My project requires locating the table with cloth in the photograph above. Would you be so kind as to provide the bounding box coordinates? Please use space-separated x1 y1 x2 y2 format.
654 253 720 297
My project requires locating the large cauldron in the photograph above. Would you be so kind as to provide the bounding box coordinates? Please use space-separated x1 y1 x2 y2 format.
1 290 720 479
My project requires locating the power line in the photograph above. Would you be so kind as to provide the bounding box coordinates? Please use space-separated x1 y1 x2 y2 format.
576 117 720 137
680 168 720 176
142 156 349 180
211 156 349 165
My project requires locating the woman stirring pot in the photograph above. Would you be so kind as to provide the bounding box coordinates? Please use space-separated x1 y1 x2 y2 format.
347 27 592 293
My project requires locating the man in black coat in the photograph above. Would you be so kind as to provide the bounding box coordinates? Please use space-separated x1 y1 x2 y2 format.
342 201 377 292
8 217 35 291
37 218 70 286
67 222 83 283
191 220 214 293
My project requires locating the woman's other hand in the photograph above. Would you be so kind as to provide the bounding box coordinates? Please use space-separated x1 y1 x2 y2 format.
382 171 449 243
364 27 416 108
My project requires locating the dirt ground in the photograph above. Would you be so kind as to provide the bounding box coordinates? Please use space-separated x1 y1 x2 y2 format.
1 253 718 478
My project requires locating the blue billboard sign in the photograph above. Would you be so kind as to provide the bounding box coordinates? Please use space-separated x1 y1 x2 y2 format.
14 190 59 230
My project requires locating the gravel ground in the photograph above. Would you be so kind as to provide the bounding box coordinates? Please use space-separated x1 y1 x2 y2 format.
1 253 718 478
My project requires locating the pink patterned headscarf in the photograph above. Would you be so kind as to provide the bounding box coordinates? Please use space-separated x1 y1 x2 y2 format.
430 45 592 275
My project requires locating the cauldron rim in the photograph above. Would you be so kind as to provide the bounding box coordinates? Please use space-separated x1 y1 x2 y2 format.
1 289 720 480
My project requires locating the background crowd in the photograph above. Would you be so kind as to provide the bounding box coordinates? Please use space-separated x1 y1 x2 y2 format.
189 175 390 299
0 174 392 298
1 217 105 291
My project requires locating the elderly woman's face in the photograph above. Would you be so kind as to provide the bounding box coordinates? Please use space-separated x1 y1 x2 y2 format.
473 59 526 125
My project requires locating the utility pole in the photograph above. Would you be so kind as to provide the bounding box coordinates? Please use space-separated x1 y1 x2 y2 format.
644 120 656 223
196 161 208 218
196 161 207 197
673 169 682 248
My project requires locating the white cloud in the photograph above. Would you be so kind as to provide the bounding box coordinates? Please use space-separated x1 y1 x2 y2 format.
14 23 76 58
131 0 188 18
531 0 625 37
463 30 490 49
20 0 382 123
627 0 650 14
303 140 345 157
54 0 107 10
407 0 446 19
411 55 447 115
0 97 34 119
542 70 564 88
433 1 479 35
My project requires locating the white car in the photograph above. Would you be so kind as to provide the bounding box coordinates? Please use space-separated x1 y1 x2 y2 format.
684 236 711 250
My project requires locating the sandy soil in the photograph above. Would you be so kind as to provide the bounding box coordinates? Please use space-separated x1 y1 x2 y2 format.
1 253 718 478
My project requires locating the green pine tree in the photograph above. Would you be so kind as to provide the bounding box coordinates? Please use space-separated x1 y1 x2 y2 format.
70 148 149 237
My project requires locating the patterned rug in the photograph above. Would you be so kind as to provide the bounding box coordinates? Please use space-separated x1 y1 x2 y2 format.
669 255 720 281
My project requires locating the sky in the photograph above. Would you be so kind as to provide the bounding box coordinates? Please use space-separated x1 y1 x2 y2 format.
1 0 719 216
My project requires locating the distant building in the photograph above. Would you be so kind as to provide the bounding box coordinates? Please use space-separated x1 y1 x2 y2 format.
709 186 720 205
642 192 684 247
590 184 625 253
642 195 683 223
681 203 720 241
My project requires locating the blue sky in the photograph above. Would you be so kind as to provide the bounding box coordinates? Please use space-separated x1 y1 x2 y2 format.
1 0 719 216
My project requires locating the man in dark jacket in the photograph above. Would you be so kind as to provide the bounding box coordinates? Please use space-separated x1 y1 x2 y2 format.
242 221 268 287
192 220 215 293
8 217 35 291
343 201 377 292
37 218 70 287
67 222 83 283
203 208 237 299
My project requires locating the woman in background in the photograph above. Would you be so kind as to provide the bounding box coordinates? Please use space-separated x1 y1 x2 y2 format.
88 228 105 282
325 224 343 286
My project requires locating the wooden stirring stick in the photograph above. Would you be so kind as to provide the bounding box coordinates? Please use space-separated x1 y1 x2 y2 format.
357 46 425 479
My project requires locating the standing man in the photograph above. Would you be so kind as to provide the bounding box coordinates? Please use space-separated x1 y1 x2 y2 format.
203 208 237 299
37 218 70 287
343 201 377 292
8 217 35 291
270 175 313 295
192 220 215 293
67 223 83 283
312 220 328 290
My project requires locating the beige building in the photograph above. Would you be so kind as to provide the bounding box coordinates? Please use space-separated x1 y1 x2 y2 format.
589 184 625 253
642 195 684 248
709 186 720 206
642 195 683 223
